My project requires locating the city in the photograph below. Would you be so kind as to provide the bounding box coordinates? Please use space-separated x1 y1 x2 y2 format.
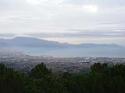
0 52 125 73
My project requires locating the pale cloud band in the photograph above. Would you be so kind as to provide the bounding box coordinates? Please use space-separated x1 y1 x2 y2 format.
0 0 125 45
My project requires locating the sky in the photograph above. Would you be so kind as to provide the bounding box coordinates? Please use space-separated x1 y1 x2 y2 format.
0 0 125 45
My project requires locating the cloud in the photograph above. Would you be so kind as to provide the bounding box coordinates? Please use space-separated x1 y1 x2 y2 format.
63 0 125 7
26 29 125 38
0 0 125 45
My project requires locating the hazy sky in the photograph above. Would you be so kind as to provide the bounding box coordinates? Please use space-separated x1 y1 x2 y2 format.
0 0 125 45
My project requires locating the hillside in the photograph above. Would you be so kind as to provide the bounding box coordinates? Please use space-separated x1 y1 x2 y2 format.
0 37 125 57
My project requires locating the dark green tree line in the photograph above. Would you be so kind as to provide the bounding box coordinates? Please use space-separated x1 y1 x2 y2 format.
1 63 125 93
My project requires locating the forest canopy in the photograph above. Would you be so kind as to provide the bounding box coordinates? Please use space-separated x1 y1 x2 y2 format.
0 63 125 93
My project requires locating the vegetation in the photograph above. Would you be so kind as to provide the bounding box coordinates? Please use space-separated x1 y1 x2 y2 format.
1 62 125 93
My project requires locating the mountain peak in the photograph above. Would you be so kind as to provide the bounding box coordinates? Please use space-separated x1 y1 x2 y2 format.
0 36 124 57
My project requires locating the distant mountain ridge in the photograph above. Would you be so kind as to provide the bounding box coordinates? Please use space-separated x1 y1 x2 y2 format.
0 36 122 48
0 37 69 47
0 36 125 57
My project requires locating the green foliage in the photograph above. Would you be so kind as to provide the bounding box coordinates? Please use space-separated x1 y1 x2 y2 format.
1 63 125 93
0 64 26 93
91 63 109 73
30 63 51 79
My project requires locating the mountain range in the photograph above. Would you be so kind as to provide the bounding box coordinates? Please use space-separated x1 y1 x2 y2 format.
0 36 125 57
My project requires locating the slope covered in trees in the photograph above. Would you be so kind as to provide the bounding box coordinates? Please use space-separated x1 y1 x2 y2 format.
1 63 125 93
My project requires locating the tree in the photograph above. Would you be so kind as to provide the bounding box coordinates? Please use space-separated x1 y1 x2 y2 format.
0 64 25 93
91 63 108 73
30 63 51 79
